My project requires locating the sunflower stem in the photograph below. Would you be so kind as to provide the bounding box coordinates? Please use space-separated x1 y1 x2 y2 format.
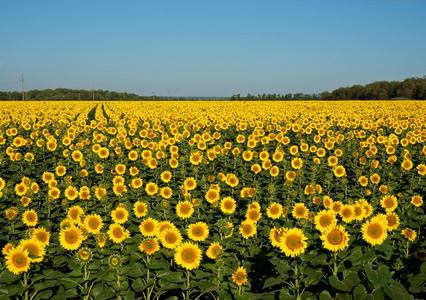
185 270 191 299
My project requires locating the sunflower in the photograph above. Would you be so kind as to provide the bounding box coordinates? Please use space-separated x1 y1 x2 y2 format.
269 227 286 248
139 238 160 255
246 209 262 223
68 206 84 225
187 222 209 242
352 203 365 221
139 218 159 237
107 223 130 244
401 228 416 242
206 242 222 259
385 212 400 231
232 266 248 286
159 227 183 249
160 187 173 199
327 156 338 167
251 164 261 174
174 242 202 270
417 164 426 175
108 254 122 269
65 186 79 201
292 203 308 219
98 147 109 159
145 182 158 196
220 197 236 215
184 177 197 191
111 207 129 224
176 200 194 219
411 195 423 207
380 195 398 212
266 202 283 219
115 164 126 175
19 239 45 263
84 214 104 234
5 247 31 275
285 171 296 181
59 225 83 250
358 176 368 187
370 173 380 185
79 186 91 200
401 159 413 171
2 243 13 256
225 174 239 187
361 216 388 246
42 171 55 183
71 150 83 162
133 201 148 218
77 248 93 264
160 171 172 183
278 228 308 257
291 158 303 169
320 225 350 252
339 205 355 223
239 220 257 239
15 182 28 196
269 166 280 177
31 227 50 246
22 209 38 227
314 210 337 232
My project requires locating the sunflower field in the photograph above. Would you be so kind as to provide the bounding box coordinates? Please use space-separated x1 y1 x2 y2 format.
0 100 425 300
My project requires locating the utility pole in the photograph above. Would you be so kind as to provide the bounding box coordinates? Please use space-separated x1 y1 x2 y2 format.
152 89 155 101
92 88 95 101
178 87 180 101
168 88 170 101
20 74 24 101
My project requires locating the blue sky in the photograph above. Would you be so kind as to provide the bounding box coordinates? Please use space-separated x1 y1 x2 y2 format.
1 0 425 97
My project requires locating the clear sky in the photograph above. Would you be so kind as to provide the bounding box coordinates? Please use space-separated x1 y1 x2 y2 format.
1 0 425 97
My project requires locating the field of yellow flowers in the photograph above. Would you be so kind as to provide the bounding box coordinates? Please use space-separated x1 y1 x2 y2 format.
0 100 425 300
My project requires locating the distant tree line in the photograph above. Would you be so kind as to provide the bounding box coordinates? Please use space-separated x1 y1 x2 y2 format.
321 76 426 100
0 88 148 101
1 76 425 101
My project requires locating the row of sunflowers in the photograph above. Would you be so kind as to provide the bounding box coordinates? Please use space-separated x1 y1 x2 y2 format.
0 100 425 299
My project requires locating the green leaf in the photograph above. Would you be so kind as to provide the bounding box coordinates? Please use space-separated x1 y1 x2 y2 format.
329 271 359 292
131 278 145 293
33 279 57 292
0 269 20 284
310 253 329 266
353 284 367 299
279 288 294 300
197 282 220 293
156 270 184 283
34 290 53 300
263 276 282 289
91 285 116 300
58 277 79 288
375 240 393 260
365 264 391 289
319 291 332 300
383 279 411 300
304 270 323 286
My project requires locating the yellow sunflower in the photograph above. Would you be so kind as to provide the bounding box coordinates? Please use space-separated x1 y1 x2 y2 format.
266 202 283 219
320 225 350 252
184 177 197 191
64 186 79 201
411 195 423 207
333 165 346 177
314 210 337 232
68 206 84 225
205 189 220 204
232 266 248 286
139 238 160 255
401 228 416 242
107 223 130 244
160 171 172 183
339 205 355 223
111 207 129 224
239 220 257 239
269 227 286 248
292 203 309 219
22 209 38 227
145 182 158 196
5 247 31 275
59 225 83 250
385 212 400 231
206 242 222 259
133 201 148 218
159 227 183 249
174 242 202 270
361 216 388 246
220 197 236 215
139 218 159 237
31 227 50 246
246 209 262 223
278 228 308 257
84 214 104 234
176 201 194 219
187 222 209 242
380 195 398 212
19 239 46 263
